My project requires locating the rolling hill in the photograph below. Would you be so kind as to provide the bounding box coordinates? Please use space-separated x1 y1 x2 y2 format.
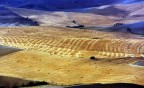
0 6 38 27
0 26 143 87
0 0 144 11
0 0 144 87
5 2 144 34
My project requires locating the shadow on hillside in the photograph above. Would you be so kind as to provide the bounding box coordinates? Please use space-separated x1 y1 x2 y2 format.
0 45 22 57
67 83 144 88
0 76 48 88
0 6 39 27
75 6 129 18
0 0 115 11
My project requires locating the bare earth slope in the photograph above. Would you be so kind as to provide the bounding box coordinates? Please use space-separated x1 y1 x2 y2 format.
67 2 144 26
7 7 79 27
0 26 143 87
7 2 144 28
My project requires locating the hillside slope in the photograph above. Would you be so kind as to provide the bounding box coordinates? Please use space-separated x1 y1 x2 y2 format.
0 6 38 26
0 26 143 87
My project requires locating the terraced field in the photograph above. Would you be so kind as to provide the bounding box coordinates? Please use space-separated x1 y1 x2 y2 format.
0 26 143 87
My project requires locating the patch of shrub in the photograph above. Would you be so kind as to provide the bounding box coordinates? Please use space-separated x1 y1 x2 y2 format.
90 56 97 60
114 23 123 26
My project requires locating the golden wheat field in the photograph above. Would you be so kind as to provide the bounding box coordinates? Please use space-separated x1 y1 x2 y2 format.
0 26 143 87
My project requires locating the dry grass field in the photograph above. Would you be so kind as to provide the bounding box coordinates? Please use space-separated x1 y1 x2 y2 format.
0 26 143 87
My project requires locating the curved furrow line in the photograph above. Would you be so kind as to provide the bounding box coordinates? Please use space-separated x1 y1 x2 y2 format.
0 35 144 58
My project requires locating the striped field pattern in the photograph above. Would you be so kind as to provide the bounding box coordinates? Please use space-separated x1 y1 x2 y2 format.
0 35 143 58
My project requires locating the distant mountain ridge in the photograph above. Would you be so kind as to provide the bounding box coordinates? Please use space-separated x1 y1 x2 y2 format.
0 0 144 11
